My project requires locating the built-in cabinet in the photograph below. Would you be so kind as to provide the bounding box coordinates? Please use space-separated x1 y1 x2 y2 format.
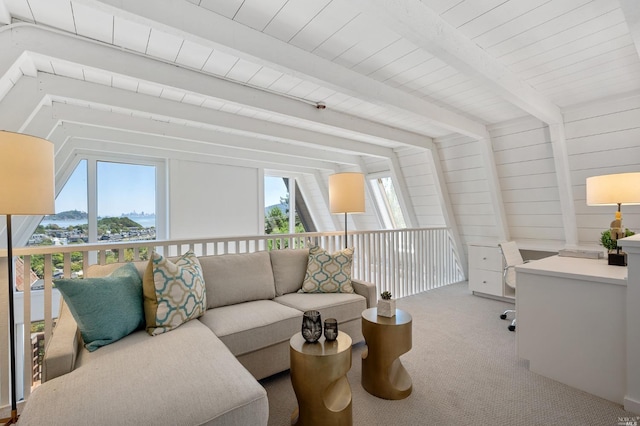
468 243 514 300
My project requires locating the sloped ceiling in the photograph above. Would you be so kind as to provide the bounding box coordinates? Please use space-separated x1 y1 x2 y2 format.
1 0 639 194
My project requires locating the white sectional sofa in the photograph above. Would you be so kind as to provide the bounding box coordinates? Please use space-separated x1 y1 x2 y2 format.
18 248 376 426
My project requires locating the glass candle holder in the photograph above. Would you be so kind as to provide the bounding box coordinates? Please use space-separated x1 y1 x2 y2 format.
302 310 322 343
324 318 338 341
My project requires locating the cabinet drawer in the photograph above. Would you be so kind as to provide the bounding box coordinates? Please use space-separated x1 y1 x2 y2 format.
469 269 503 296
469 246 502 272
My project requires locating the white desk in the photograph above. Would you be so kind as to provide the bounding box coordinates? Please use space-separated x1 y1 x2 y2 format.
516 256 627 405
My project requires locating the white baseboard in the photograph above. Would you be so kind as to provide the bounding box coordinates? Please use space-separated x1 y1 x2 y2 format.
624 396 640 415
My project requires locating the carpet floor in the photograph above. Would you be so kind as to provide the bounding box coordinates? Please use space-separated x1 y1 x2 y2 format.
260 282 632 425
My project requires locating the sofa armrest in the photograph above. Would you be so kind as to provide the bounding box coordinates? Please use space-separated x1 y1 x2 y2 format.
352 279 377 308
42 300 80 383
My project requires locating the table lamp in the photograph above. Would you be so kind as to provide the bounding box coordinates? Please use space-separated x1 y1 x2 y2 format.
586 172 640 266
0 131 55 425
329 172 365 248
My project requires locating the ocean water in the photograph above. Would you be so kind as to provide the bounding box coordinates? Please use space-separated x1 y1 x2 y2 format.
40 215 156 228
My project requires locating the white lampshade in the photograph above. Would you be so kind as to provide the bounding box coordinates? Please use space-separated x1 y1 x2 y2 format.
586 172 640 206
329 172 365 214
0 131 55 215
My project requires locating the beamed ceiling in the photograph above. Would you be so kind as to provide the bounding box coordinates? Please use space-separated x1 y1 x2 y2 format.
1 0 640 176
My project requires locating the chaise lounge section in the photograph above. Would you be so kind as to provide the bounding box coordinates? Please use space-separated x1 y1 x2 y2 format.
18 248 376 425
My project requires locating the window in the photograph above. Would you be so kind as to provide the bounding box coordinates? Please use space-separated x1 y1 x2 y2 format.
97 161 156 243
30 159 88 247
264 175 315 235
370 176 407 229
30 156 164 252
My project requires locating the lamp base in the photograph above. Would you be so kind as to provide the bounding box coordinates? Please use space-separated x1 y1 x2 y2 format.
1 410 19 425
608 252 627 266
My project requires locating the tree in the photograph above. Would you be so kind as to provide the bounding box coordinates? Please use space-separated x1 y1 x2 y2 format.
265 206 288 235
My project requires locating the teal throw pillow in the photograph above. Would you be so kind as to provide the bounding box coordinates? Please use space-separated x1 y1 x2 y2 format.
54 263 145 352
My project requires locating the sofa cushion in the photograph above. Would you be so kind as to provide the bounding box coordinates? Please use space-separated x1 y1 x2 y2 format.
53 263 145 352
199 300 302 356
143 251 207 336
199 251 276 308
269 248 309 296
275 292 366 324
300 246 354 293
20 320 269 426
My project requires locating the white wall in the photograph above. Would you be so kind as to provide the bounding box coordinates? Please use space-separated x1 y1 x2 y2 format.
395 147 445 228
488 117 565 245
565 94 640 247
436 133 499 249
168 159 260 239
435 93 640 254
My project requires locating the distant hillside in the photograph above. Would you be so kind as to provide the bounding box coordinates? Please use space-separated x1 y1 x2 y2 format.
98 217 143 228
265 203 288 215
45 210 87 220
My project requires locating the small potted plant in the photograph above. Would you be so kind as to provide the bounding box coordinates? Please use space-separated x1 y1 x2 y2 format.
377 291 396 318
600 228 635 266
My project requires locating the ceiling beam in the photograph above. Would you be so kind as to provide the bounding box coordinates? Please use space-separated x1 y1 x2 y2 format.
46 104 343 171
79 0 486 139
35 73 392 159
357 0 563 125
65 137 329 175
0 24 431 149
57 121 346 170
620 0 640 60
425 147 467 275
0 1 10 25
548 123 578 248
0 73 44 131
388 153 418 228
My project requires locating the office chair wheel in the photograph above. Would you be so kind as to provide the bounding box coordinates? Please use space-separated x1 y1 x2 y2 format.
508 324 516 332
500 313 507 320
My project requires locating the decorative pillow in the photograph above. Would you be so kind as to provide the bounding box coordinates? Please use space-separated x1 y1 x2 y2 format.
54 263 144 352
300 246 354 293
143 251 207 336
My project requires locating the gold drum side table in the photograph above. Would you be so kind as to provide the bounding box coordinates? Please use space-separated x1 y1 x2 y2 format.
289 331 352 426
361 307 412 400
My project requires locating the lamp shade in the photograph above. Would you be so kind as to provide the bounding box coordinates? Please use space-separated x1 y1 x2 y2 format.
329 172 365 214
586 172 640 206
0 131 55 215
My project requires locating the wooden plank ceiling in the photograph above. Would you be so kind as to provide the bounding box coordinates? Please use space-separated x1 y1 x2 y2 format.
1 0 639 162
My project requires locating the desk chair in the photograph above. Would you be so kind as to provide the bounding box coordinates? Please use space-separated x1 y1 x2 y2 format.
498 241 524 331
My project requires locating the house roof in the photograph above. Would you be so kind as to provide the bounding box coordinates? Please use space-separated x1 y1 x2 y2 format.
14 256 39 292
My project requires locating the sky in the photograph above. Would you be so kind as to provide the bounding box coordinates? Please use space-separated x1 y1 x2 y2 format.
55 161 289 216
55 160 156 216
264 176 289 206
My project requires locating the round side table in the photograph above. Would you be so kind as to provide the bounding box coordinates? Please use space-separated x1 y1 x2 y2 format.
361 307 412 400
289 331 352 426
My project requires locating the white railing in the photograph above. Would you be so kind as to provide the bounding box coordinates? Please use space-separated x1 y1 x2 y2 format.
0 227 463 412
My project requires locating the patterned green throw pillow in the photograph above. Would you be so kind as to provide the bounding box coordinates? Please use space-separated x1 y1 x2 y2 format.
300 246 354 293
143 251 207 336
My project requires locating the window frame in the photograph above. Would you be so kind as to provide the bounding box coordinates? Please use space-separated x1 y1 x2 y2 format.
60 152 167 243
262 171 315 234
367 173 407 230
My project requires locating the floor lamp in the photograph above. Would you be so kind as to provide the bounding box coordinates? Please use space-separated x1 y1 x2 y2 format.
329 172 365 249
0 131 54 425
586 172 640 266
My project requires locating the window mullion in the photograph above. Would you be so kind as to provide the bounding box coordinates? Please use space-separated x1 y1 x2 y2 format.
87 158 98 265
289 178 296 234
